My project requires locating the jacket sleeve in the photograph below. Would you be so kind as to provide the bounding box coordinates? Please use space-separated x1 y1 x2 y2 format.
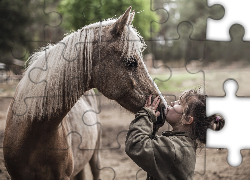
125 107 176 180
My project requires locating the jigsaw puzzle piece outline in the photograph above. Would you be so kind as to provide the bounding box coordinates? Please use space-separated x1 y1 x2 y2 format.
10 78 100 117
9 15 158 179
4 1 248 179
146 0 169 42
5 92 103 178
67 109 135 179
194 148 250 178
43 0 63 27
9 0 63 60
11 39 103 116
42 0 63 42
132 145 197 180
150 0 224 41
122 101 199 179
150 21 206 63
10 7 141 118
206 79 250 168
7 92 105 179
187 24 250 96
149 22 206 90
207 0 250 41
113 128 177 179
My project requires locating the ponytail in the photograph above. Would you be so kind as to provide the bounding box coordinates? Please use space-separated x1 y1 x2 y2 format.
179 88 225 148
208 114 225 131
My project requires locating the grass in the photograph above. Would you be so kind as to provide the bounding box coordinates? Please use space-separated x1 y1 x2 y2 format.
151 68 250 96
151 72 203 94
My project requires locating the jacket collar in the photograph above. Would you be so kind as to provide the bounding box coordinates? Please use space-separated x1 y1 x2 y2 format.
162 131 192 139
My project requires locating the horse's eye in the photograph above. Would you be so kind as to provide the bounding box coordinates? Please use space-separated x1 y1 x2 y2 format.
124 57 138 67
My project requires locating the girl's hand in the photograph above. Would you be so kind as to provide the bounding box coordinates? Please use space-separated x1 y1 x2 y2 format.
144 95 161 117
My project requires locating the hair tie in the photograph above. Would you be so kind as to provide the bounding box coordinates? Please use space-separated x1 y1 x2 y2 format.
215 116 220 122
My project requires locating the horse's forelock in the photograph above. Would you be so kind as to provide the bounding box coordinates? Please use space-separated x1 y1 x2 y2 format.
122 25 146 60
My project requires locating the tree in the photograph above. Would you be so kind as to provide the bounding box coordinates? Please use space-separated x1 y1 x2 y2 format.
0 0 34 65
152 0 225 65
0 0 64 71
58 0 160 40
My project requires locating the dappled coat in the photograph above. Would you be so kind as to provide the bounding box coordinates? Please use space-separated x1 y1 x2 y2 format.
125 107 196 180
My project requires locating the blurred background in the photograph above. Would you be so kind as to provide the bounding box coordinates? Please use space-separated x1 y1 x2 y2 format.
1 0 250 179
1 0 249 96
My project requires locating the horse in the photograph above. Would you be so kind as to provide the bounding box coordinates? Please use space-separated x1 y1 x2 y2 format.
3 6 166 180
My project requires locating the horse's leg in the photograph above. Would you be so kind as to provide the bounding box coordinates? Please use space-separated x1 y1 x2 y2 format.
71 169 84 180
89 148 101 180
89 126 101 180
71 163 92 180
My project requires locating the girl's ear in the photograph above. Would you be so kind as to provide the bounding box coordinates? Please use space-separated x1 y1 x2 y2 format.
184 116 193 125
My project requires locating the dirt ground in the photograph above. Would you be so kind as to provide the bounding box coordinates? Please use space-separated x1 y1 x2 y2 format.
0 96 250 180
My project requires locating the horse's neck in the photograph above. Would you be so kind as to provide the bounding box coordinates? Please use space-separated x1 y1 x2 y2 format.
12 29 94 124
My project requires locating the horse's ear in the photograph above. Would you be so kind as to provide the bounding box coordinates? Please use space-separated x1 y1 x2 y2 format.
111 6 132 35
127 10 135 26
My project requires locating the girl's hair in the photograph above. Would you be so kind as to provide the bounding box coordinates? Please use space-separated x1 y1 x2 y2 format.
179 87 225 147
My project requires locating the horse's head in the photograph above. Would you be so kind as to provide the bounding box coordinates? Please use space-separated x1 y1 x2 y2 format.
90 6 161 113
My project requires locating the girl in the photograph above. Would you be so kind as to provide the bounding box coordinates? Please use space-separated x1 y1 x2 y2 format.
125 88 224 180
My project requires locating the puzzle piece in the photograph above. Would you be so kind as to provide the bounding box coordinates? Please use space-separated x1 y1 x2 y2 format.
122 89 224 180
206 79 250 167
104 93 176 179
207 0 250 41
149 21 205 91
150 0 224 41
11 8 150 116
2 6 172 179
58 0 103 28
43 0 63 29
10 0 63 60
128 137 198 179
193 148 250 179
187 24 250 96
3 0 250 179
142 0 169 41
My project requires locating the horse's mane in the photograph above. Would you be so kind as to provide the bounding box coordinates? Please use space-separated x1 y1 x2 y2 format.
25 18 117 70
14 15 147 121
25 16 146 69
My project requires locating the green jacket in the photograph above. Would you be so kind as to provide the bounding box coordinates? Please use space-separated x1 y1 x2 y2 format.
125 107 196 180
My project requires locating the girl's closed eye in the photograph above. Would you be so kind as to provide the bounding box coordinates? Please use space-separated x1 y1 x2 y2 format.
126 87 226 180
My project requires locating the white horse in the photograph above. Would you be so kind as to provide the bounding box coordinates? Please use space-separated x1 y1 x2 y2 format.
3 7 165 180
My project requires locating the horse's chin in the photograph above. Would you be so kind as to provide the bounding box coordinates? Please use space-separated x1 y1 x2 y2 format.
115 90 146 114
118 100 143 114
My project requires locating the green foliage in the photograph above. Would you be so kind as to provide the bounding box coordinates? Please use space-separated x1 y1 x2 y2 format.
58 0 160 39
0 0 64 71
0 0 54 67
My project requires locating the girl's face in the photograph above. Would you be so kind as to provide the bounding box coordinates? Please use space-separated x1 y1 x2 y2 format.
164 100 185 126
